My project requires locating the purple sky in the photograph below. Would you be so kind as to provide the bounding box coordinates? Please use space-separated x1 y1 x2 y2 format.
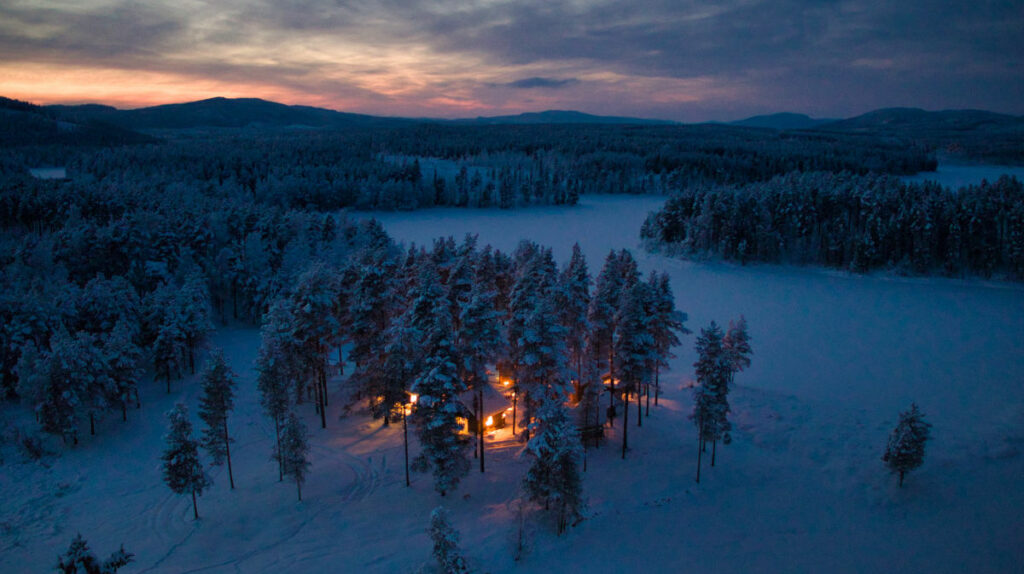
1 0 1021 121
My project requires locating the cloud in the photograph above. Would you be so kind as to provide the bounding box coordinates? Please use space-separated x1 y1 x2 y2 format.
0 0 1021 120
503 77 580 89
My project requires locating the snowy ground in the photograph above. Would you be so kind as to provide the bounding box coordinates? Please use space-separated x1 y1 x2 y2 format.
900 163 1024 189
3 195 1023 573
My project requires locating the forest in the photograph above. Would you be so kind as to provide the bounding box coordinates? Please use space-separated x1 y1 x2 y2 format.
641 171 1024 279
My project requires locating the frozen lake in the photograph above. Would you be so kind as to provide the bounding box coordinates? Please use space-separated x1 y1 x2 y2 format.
901 163 1024 188
28 166 66 179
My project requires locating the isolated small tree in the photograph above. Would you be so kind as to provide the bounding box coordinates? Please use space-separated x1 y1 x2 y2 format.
280 411 311 501
161 403 210 520
427 506 468 574
883 403 931 487
198 350 238 489
55 533 133 574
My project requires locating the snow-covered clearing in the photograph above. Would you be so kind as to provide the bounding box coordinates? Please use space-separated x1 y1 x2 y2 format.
900 163 1024 189
3 195 1023 573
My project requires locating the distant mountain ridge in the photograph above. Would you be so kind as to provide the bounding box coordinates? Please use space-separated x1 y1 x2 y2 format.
730 112 838 130
815 107 1024 134
455 109 677 125
47 97 407 130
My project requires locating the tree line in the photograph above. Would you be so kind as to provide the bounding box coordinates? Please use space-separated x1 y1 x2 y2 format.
642 171 1024 279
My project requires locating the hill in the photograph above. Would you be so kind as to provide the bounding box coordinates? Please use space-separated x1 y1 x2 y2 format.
0 96 155 148
458 109 676 125
46 97 410 130
730 112 836 130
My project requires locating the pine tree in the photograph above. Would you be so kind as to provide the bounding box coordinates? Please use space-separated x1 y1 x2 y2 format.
280 411 311 500
458 269 504 472
411 306 470 496
690 322 731 482
558 243 591 402
588 250 624 424
161 403 210 520
198 350 238 489
257 301 298 480
648 272 688 410
523 394 584 534
723 316 752 385
614 281 655 457
427 506 468 574
883 403 932 487
55 533 133 574
517 293 569 435
288 263 342 429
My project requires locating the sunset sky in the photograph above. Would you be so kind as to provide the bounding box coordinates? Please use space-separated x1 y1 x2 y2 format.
1 0 1022 121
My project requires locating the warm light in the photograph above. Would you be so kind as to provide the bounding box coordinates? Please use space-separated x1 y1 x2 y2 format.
409 393 418 405
503 380 510 387
485 416 494 427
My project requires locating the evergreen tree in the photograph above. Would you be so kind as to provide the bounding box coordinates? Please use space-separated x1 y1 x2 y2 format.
883 403 932 487
280 411 311 500
517 293 569 435
558 243 591 402
161 403 210 520
722 316 752 384
648 272 688 410
287 263 342 429
178 272 214 375
614 281 655 457
690 322 731 482
427 506 468 574
198 350 238 489
55 533 133 574
256 328 294 481
523 394 584 534
458 269 504 472
411 306 470 496
588 250 624 423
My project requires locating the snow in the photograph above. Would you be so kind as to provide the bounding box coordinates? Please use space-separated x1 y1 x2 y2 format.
3 195 1023 573
900 163 1024 189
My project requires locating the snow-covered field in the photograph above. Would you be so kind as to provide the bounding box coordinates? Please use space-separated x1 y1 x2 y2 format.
3 195 1023 573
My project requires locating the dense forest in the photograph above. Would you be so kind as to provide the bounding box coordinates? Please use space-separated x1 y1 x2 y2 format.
641 171 1024 279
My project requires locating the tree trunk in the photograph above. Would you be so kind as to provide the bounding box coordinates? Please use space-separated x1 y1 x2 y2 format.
637 386 642 427
899 471 904 487
711 438 717 467
192 489 199 520
317 369 327 429
224 419 235 489
621 388 629 460
696 435 703 483
90 412 95 435
512 384 517 437
654 367 660 406
479 387 485 473
275 418 283 481
122 399 127 422
297 481 302 502
645 382 651 417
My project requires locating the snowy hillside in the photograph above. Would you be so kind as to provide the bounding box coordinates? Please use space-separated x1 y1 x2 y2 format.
3 195 1022 573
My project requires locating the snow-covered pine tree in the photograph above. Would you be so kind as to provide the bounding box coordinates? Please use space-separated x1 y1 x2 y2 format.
256 327 294 481
287 263 342 429
883 403 932 487
55 533 133 574
198 350 238 489
523 393 584 534
723 316 752 385
280 411 311 500
348 260 396 420
102 320 143 421
517 292 569 438
614 281 655 457
411 305 470 497
558 243 591 402
458 267 504 472
648 272 689 411
587 250 624 424
161 403 210 520
690 322 731 482
177 272 214 375
427 506 468 574
153 319 185 394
